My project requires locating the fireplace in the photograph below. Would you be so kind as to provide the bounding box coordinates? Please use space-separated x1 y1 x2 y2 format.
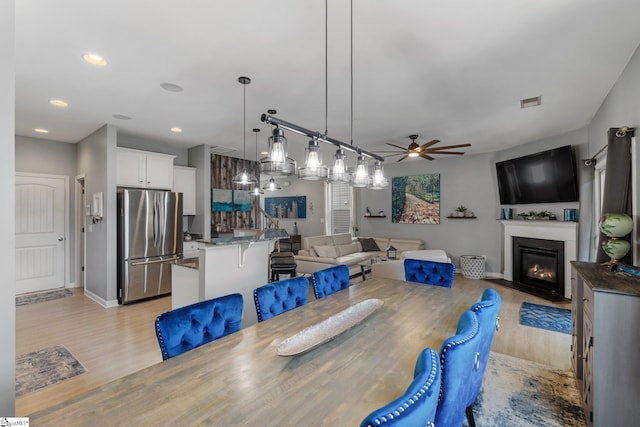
513 237 564 295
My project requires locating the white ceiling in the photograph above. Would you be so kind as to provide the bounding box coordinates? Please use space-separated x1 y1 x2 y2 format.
14 0 640 162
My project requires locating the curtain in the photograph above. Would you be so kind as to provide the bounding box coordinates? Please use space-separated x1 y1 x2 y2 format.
596 128 634 263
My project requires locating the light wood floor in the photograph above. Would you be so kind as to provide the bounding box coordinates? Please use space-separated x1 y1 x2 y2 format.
16 275 572 417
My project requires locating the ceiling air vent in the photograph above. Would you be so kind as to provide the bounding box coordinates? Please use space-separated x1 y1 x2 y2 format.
210 145 237 155
520 96 542 108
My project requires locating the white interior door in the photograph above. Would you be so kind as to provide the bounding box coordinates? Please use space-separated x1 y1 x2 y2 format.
15 174 66 294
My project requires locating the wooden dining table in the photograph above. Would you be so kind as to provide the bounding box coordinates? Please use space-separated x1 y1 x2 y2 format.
30 278 481 426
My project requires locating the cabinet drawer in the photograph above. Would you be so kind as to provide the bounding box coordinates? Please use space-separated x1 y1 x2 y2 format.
583 282 594 320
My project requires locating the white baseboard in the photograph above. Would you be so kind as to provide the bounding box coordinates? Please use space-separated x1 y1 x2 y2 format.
66 282 82 289
84 288 119 308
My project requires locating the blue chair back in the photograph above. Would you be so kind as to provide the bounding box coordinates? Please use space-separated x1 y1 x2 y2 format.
254 276 309 322
155 293 243 360
360 348 441 427
465 288 502 419
312 264 350 299
435 310 482 427
404 259 455 288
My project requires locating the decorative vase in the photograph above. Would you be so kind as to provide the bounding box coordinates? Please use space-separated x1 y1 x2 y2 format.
599 213 633 237
601 238 631 263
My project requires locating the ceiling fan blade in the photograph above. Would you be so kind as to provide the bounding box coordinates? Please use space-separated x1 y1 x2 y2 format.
419 153 435 161
396 155 408 162
426 151 467 155
426 143 472 151
386 142 410 151
382 152 409 158
419 139 440 150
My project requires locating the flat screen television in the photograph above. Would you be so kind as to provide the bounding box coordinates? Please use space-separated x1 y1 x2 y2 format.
496 145 579 204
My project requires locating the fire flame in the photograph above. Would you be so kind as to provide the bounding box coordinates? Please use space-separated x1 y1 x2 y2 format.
527 264 555 282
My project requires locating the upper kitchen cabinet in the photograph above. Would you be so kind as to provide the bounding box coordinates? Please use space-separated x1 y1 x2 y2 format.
173 165 196 215
117 147 175 189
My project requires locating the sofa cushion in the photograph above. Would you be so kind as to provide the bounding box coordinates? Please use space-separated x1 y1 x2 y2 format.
314 244 339 258
390 238 426 252
402 249 450 263
333 233 353 245
337 242 360 256
358 237 381 252
303 234 335 251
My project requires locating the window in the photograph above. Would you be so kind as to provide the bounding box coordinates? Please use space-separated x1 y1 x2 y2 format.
325 182 353 235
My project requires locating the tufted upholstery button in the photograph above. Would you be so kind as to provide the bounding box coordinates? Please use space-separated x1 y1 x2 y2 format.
253 276 309 322
404 259 455 288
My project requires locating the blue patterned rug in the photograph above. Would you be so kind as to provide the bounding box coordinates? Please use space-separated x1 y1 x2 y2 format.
466 352 585 426
519 302 571 335
16 288 73 306
16 345 87 396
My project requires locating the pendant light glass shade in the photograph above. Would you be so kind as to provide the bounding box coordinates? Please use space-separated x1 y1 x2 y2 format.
298 139 328 180
328 148 350 183
369 160 388 189
232 76 258 186
259 128 296 176
351 154 370 188
262 177 282 191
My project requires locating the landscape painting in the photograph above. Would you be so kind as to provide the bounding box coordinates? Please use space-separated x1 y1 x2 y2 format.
391 174 440 224
264 196 307 219
211 189 233 212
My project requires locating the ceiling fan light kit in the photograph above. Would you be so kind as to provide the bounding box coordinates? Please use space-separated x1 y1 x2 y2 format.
376 134 471 162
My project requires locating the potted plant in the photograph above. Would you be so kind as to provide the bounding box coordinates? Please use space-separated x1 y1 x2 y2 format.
455 205 468 217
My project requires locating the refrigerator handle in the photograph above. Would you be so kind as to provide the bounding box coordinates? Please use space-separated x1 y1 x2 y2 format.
131 256 179 266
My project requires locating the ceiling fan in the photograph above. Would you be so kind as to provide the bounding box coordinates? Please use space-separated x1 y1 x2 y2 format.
375 135 471 162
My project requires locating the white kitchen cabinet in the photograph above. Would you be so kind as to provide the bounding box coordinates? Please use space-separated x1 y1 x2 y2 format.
183 240 199 258
173 166 196 215
116 147 175 189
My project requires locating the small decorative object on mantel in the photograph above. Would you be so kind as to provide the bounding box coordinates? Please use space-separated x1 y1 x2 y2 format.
516 210 553 220
599 212 633 264
387 245 397 260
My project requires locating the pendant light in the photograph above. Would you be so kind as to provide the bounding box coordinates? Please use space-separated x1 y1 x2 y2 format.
263 177 282 191
328 148 350 182
251 128 264 196
232 76 258 186
369 160 388 189
347 0 369 187
299 0 329 181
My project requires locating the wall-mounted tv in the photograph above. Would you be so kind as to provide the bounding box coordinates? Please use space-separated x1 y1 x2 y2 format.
496 145 579 204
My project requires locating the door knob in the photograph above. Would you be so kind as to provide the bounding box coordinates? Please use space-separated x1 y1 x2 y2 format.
58 237 64 241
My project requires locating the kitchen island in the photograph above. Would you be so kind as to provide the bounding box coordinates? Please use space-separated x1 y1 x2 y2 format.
171 237 277 327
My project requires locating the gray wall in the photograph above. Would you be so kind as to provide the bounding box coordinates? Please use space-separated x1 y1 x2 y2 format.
0 0 15 415
357 129 587 275
15 135 78 285
188 144 211 238
77 125 118 304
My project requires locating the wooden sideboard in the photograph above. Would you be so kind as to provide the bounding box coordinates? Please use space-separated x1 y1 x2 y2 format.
571 262 640 427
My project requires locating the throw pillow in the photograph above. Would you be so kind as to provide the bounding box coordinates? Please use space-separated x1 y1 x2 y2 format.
337 242 360 256
358 237 380 252
314 244 339 258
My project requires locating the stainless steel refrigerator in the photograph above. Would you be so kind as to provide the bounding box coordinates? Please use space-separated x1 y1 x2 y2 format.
117 189 183 304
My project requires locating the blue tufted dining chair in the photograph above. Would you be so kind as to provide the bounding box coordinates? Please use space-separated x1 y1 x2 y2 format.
434 310 482 427
312 264 350 299
155 293 244 360
253 276 309 322
464 288 502 427
360 347 441 427
404 259 455 288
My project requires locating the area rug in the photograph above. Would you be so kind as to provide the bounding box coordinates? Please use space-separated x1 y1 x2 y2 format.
466 352 585 427
519 302 571 335
16 345 87 396
16 288 73 306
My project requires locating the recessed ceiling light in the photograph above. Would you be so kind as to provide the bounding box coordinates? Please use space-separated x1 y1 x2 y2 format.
520 96 542 108
170 127 183 133
82 53 107 66
112 114 132 120
160 83 184 92
34 128 49 133
49 99 68 107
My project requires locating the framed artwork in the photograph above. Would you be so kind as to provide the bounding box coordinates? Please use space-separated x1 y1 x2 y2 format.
232 190 252 212
264 196 307 219
391 174 440 224
212 189 233 212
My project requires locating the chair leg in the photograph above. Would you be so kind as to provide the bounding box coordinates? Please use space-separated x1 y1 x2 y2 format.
465 405 476 427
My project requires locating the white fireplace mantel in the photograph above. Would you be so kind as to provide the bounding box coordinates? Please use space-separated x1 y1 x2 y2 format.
501 220 577 299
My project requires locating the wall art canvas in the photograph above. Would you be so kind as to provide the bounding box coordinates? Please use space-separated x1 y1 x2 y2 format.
211 189 233 212
264 196 307 219
391 174 440 224
232 190 252 212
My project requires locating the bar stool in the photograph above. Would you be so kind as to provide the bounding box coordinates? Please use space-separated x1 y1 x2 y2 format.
270 251 297 282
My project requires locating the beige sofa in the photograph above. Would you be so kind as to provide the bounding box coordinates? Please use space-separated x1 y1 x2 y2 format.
295 233 425 276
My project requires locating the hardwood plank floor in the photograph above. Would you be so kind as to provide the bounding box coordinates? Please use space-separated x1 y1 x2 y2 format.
16 275 571 416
